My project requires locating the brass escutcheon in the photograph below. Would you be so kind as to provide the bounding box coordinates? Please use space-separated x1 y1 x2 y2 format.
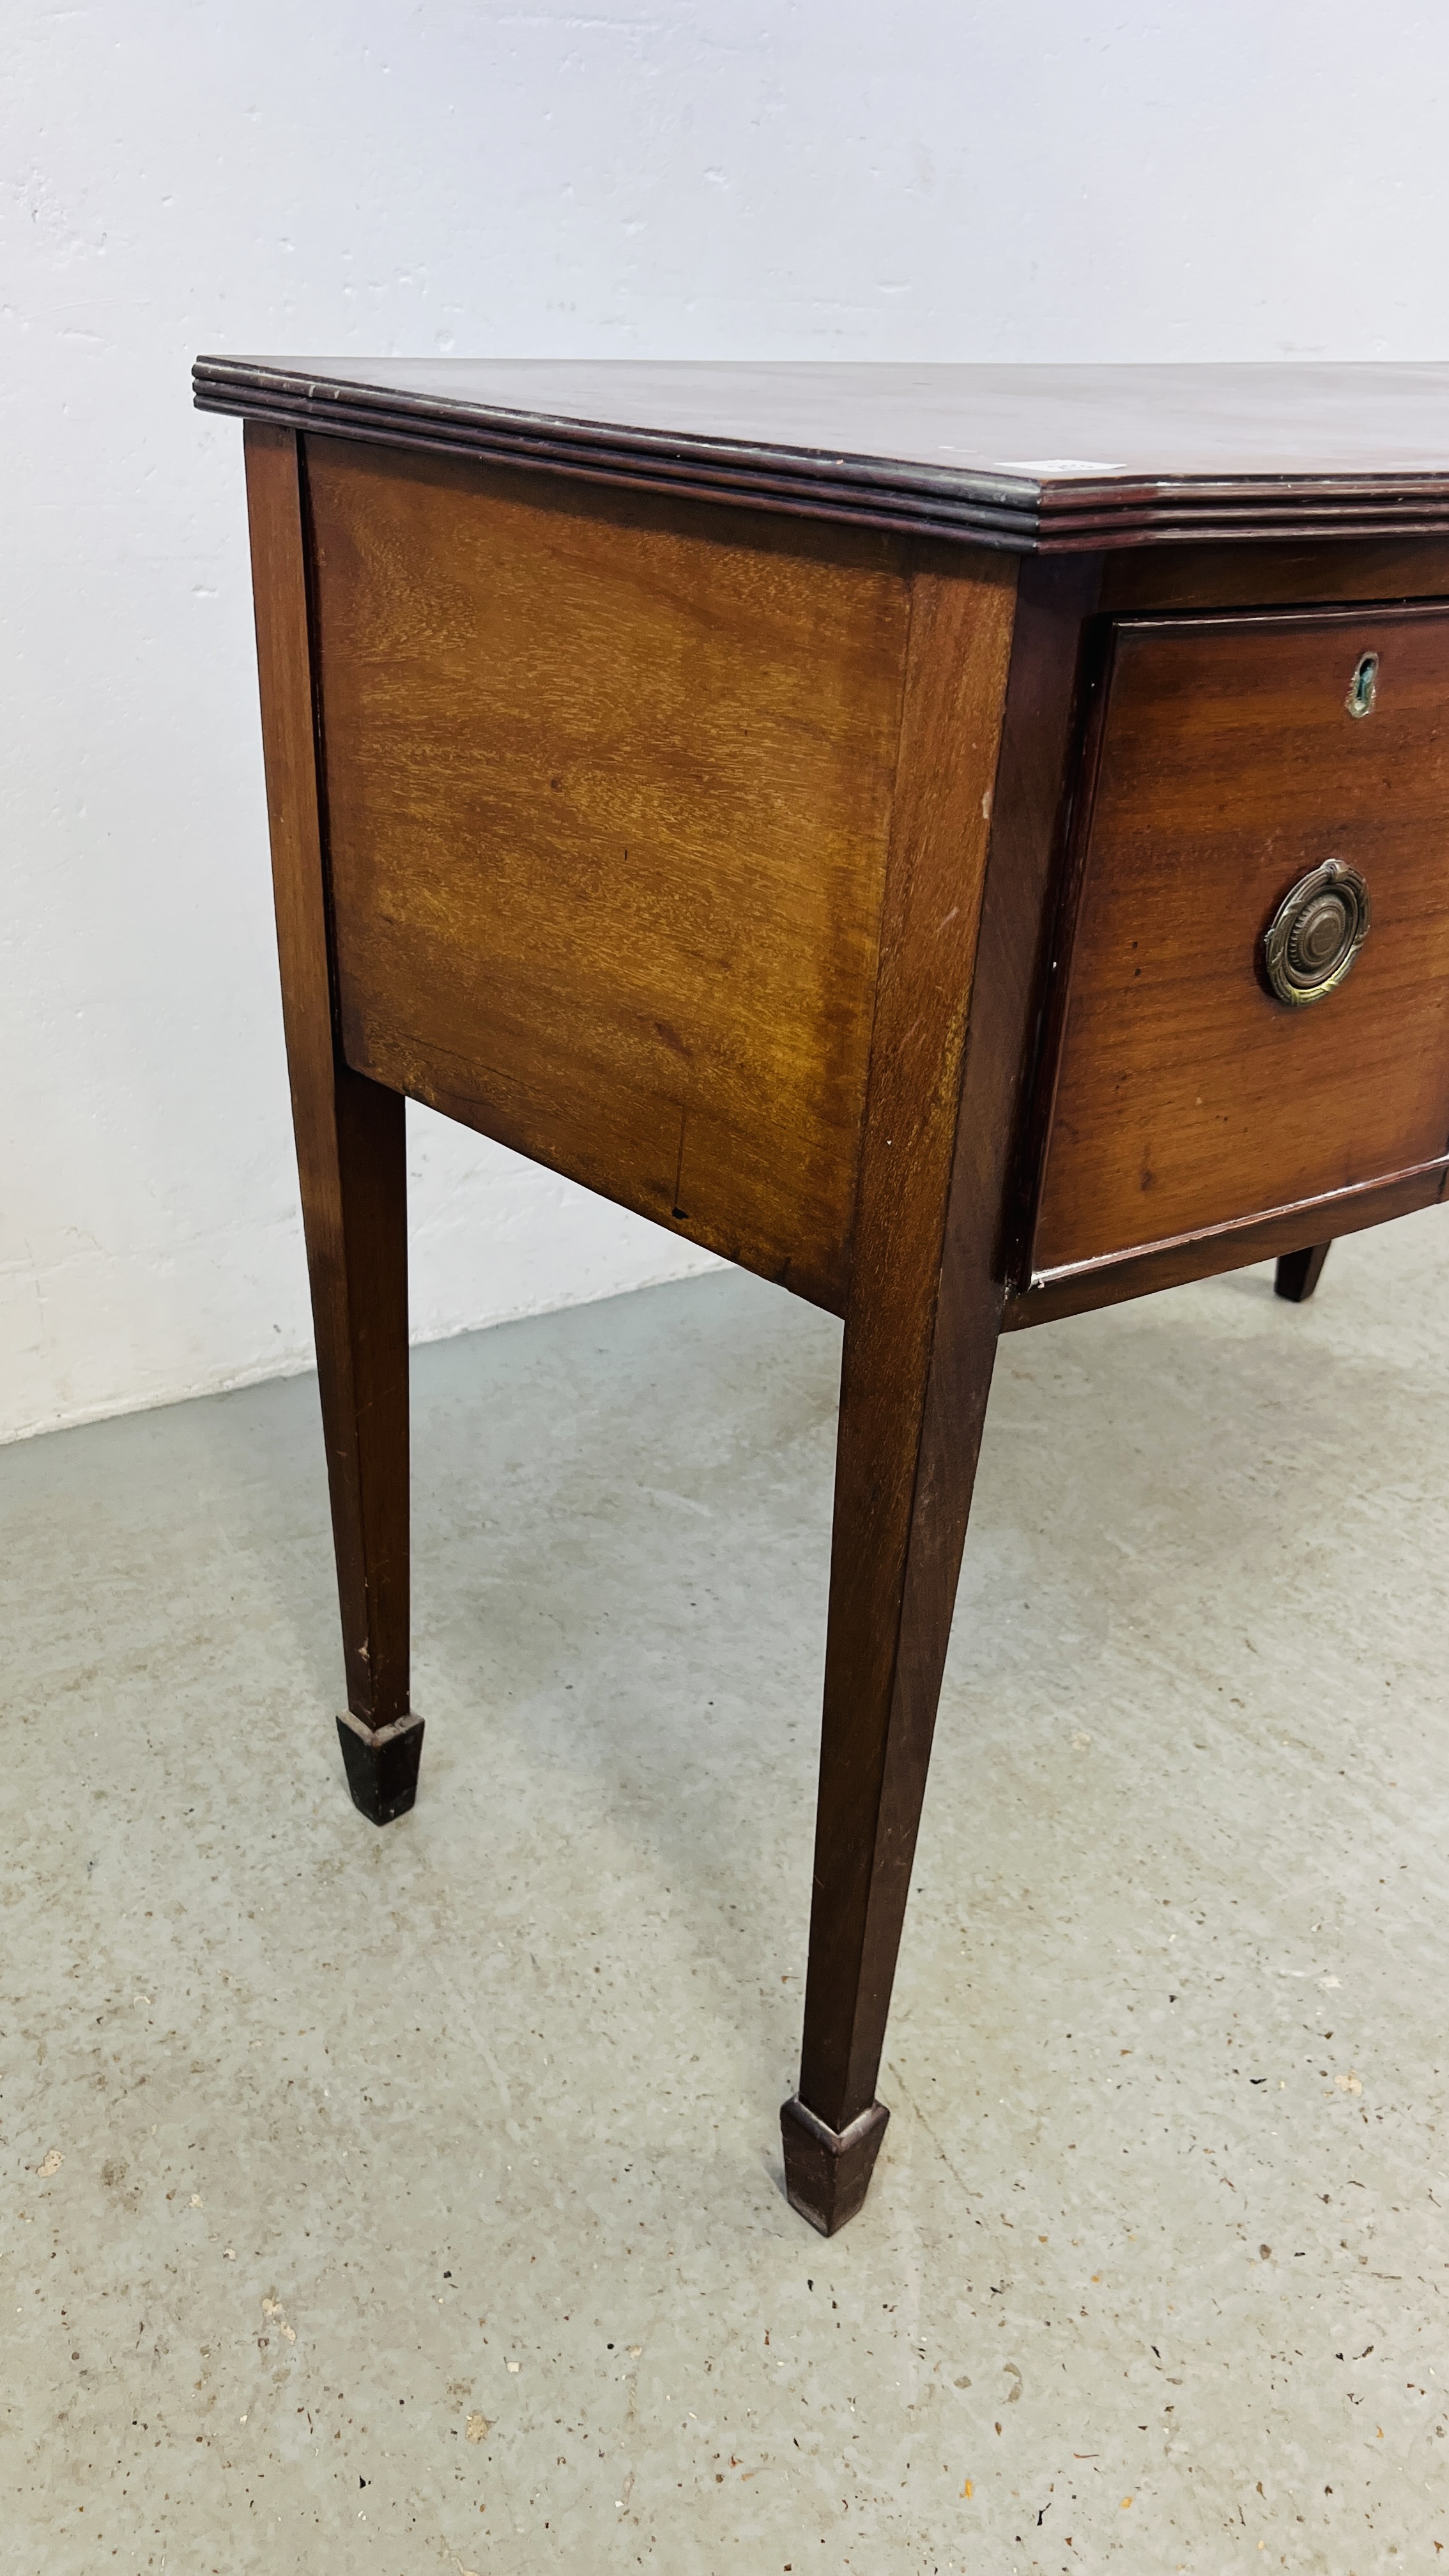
1346 651 1379 719
1262 857 1371 1007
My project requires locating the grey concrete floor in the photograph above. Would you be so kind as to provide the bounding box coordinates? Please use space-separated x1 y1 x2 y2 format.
3 1220 1448 2574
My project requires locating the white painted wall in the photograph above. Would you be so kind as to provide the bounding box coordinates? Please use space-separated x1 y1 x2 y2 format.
4 1 1448 1442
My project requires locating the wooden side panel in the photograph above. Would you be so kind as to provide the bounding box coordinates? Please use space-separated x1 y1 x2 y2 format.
1032 604 1449 1276
304 436 918 1310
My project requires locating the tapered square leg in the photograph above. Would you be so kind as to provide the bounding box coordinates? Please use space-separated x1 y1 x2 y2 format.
245 422 417 1815
785 558 1094 2231
1275 1241 1331 1302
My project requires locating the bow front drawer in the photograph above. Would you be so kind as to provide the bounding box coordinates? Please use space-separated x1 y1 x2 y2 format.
1031 604 1449 1281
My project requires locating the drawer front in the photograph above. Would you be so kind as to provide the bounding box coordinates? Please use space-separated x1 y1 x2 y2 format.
1031 604 1449 1278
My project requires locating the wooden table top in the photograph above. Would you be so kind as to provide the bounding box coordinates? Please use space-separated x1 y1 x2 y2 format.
197 358 1449 551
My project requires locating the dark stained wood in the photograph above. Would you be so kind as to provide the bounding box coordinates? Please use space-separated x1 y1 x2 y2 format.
1031 604 1449 1276
222 360 1449 2235
306 435 913 1314
198 358 1449 555
1101 535 1449 613
243 423 420 1819
784 555 1098 2231
1276 1241 1333 1301
1004 1162 1445 1330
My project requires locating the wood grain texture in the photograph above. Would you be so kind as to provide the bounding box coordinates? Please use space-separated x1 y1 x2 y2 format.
1101 536 1449 614
1032 604 1449 1276
791 551 1100 2175
306 435 913 1312
229 396 1449 2227
1005 1161 1445 1329
198 358 1449 555
243 422 411 1736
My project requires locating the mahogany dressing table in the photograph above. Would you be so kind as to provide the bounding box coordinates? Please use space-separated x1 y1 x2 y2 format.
194 358 1449 2234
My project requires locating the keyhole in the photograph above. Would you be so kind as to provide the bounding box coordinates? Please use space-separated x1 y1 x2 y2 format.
1346 652 1379 719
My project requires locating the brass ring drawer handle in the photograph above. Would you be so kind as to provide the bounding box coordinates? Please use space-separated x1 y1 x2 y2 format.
1262 858 1370 1006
